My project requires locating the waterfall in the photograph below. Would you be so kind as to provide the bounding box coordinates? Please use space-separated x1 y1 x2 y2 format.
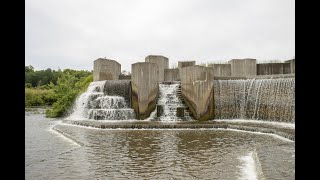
67 80 135 120
214 78 295 123
154 82 192 121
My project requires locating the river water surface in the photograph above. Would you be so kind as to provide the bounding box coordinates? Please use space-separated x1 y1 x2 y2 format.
25 108 292 179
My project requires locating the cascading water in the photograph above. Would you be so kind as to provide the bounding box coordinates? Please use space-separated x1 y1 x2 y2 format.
152 82 192 121
214 78 295 123
67 80 135 120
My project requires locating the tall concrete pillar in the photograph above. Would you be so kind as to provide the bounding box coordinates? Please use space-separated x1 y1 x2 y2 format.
93 58 121 81
145 55 169 82
228 58 257 77
131 62 159 119
180 65 215 120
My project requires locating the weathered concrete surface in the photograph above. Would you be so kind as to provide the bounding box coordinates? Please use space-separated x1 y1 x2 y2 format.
257 63 290 75
93 58 121 81
131 62 159 120
228 58 257 77
285 59 295 73
180 65 214 120
208 64 231 76
145 55 169 82
164 68 180 81
178 61 196 68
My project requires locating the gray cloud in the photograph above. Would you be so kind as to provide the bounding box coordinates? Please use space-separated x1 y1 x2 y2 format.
26 0 295 72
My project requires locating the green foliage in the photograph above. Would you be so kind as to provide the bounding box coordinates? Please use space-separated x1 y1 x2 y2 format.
46 74 93 118
25 88 57 107
25 65 93 118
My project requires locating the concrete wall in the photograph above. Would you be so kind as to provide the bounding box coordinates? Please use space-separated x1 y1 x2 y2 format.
178 61 196 69
93 58 121 81
119 74 131 80
257 63 290 75
164 68 180 81
208 64 231 76
285 59 295 73
145 55 169 82
228 58 257 77
131 62 159 120
180 65 215 120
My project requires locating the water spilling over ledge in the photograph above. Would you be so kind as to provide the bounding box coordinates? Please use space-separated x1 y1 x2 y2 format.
214 78 295 123
150 82 192 121
67 80 135 120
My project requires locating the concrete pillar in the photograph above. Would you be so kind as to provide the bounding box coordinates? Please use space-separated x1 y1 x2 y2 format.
228 58 257 77
180 65 215 120
93 58 121 81
131 62 159 120
145 55 169 82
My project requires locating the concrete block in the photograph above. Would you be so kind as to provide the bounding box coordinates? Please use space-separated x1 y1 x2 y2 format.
178 61 196 69
208 64 231 76
285 59 295 73
180 65 215 120
131 62 159 120
145 55 169 82
257 63 290 75
93 58 121 81
228 58 257 77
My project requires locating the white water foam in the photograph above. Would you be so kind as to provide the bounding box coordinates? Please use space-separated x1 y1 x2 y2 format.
213 119 295 129
47 121 81 147
238 152 258 180
154 83 192 121
66 80 136 120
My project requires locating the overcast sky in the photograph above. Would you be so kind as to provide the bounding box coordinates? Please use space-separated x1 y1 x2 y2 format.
26 0 294 72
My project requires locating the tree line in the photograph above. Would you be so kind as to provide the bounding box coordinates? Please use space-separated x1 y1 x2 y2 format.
25 65 93 118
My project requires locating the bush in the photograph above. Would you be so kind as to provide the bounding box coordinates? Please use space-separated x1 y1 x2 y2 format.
46 74 93 118
25 88 57 107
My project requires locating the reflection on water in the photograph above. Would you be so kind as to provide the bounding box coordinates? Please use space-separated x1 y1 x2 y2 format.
26 110 291 179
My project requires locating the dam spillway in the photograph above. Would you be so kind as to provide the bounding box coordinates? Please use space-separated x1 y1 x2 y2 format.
67 80 135 120
150 82 192 121
213 78 295 123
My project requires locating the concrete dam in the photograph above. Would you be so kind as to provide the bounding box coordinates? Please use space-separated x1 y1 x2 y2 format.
67 56 295 123
46 55 296 180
